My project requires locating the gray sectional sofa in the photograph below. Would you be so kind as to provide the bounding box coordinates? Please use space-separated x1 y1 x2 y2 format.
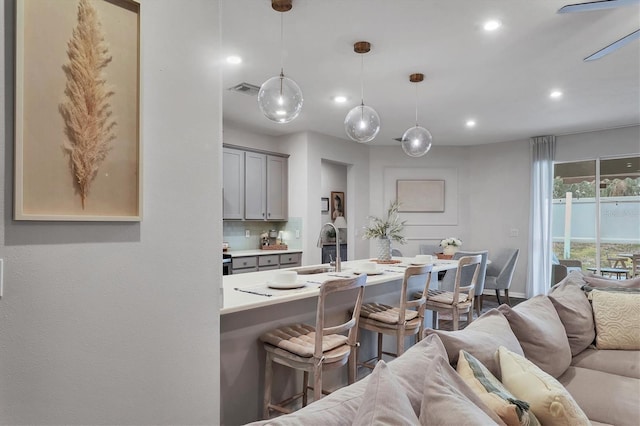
249 271 640 425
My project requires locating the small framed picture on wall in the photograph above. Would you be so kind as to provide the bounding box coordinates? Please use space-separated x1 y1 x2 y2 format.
330 191 345 221
321 197 329 213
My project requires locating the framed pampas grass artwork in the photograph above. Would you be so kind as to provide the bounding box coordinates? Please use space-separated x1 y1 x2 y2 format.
14 0 141 221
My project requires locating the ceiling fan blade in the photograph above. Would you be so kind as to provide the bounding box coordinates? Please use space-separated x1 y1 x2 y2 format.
558 0 639 13
584 29 640 60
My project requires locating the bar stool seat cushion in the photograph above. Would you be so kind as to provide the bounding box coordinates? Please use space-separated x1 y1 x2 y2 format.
261 324 348 358
360 302 419 324
427 288 471 304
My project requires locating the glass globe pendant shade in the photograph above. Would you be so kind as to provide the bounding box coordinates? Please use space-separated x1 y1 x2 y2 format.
344 104 381 143
257 73 303 123
401 125 433 157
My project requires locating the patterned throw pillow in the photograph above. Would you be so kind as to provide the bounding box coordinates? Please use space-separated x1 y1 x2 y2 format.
590 289 640 350
498 346 590 426
457 350 539 426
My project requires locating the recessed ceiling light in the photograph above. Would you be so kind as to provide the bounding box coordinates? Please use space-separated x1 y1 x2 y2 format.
550 90 563 99
226 55 242 64
466 120 476 128
333 95 347 103
483 20 502 31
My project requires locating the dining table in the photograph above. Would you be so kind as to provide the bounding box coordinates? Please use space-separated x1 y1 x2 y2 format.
220 257 459 425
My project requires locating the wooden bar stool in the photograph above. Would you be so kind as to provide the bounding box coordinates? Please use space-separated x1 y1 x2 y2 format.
259 274 366 419
358 265 433 369
425 255 481 331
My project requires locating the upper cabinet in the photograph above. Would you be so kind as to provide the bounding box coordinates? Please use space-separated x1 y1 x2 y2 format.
244 152 267 220
223 145 288 221
223 147 245 219
266 155 287 220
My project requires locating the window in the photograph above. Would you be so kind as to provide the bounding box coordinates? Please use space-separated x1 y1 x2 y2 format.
553 156 640 277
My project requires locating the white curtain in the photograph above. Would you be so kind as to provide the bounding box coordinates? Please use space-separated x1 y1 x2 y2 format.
528 136 556 298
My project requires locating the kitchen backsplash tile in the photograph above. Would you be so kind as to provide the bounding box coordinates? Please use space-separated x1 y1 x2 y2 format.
223 218 303 251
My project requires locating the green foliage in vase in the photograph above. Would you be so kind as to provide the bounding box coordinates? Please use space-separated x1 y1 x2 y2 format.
363 201 407 244
59 0 116 209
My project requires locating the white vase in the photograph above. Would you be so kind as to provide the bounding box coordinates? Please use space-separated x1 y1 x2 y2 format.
377 238 391 261
443 245 458 256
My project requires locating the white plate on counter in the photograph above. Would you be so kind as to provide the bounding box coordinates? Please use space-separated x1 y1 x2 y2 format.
266 281 307 289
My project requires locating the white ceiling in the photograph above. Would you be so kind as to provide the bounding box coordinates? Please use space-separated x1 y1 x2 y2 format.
221 0 640 147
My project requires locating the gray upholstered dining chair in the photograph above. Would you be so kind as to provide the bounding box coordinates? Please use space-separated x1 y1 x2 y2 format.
484 248 519 306
419 244 443 255
439 250 488 317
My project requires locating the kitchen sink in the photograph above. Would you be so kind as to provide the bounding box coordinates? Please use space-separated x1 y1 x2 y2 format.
293 266 334 275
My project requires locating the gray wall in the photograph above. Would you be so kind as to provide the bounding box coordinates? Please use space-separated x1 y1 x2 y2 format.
0 0 222 424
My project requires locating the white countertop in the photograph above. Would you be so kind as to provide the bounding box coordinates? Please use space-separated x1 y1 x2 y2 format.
226 249 303 257
221 257 459 315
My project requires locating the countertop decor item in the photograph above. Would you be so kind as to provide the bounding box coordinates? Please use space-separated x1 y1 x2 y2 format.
440 237 462 256
363 201 406 261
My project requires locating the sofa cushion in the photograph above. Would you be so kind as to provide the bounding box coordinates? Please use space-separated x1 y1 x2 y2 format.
424 309 523 379
456 350 539 426
352 360 419 426
419 355 505 425
548 279 595 356
585 274 640 289
498 346 589 426
558 366 640 425
571 348 640 379
498 296 572 378
591 289 640 350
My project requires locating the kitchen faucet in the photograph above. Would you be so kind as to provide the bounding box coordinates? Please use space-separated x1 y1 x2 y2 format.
317 222 342 272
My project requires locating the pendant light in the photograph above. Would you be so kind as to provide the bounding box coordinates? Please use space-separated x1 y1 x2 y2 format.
344 41 380 143
401 73 432 157
257 0 303 124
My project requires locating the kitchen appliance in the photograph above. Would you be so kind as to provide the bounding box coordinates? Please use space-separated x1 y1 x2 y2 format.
223 253 232 275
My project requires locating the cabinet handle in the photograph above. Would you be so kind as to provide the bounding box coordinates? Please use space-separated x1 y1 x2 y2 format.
262 212 265 217
268 213 271 217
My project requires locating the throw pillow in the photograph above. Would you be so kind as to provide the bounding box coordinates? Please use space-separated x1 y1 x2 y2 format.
419 355 504 425
424 309 523 379
498 296 572 378
457 350 540 426
498 346 590 426
548 280 595 356
352 360 419 426
591 289 640 350
585 274 640 289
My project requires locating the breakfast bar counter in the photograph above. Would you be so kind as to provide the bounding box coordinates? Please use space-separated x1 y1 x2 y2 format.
221 258 458 315
220 258 458 425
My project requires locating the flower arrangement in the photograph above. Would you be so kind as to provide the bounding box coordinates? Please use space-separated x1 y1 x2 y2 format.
440 237 462 248
363 201 407 244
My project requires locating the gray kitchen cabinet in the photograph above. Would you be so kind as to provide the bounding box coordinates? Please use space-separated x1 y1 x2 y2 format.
244 152 288 221
266 155 287 220
222 147 245 219
231 252 302 274
231 256 258 274
279 253 301 267
244 152 267 220
223 145 289 221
